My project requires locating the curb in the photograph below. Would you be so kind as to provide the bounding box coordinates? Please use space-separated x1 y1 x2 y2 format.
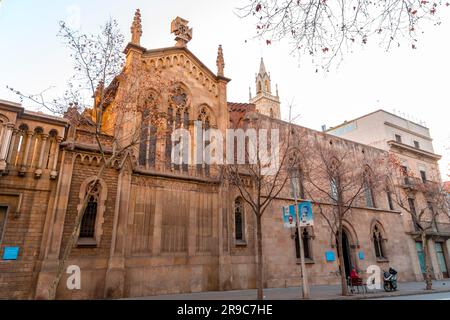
320 288 450 300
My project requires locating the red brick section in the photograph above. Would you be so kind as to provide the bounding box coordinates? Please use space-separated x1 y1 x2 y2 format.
227 102 256 128
444 181 450 193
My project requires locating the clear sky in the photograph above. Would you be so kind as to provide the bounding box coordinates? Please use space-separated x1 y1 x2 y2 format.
0 0 449 178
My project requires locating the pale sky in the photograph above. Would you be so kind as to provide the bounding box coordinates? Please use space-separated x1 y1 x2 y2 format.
0 0 449 179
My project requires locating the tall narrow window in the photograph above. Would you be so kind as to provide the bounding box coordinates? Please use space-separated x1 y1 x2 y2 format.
80 196 97 238
372 225 386 259
166 105 173 169
420 170 427 183
401 165 409 185
0 206 7 243
414 141 420 149
182 110 189 173
295 228 312 260
395 134 402 143
80 183 100 239
408 198 417 215
234 198 244 242
364 182 374 208
331 178 338 202
387 191 394 210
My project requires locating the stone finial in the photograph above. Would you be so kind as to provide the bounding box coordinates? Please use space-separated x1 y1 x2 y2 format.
216 45 225 76
131 9 143 45
171 17 193 47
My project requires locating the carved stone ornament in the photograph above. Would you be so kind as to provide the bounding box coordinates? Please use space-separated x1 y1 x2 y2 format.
171 17 193 47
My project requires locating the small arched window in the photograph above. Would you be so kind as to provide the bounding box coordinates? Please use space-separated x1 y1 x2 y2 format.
80 182 100 239
234 197 245 243
77 178 108 246
372 225 386 259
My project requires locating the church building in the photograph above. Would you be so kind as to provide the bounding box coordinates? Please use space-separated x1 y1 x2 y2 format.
0 10 447 299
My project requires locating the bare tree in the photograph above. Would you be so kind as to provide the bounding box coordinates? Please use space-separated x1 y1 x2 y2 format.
301 135 386 296
223 108 307 300
237 0 447 70
8 18 174 299
386 153 450 290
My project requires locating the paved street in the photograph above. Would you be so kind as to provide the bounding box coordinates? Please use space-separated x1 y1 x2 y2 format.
372 291 450 300
128 280 450 300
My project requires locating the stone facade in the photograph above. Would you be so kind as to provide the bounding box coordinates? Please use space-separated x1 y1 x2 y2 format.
328 110 450 281
0 11 444 300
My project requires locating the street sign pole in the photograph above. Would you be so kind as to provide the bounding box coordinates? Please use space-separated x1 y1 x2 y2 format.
290 174 310 299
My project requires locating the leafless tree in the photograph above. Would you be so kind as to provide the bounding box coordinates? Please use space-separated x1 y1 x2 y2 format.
386 153 450 290
8 18 173 299
223 108 307 300
301 135 386 296
237 0 447 70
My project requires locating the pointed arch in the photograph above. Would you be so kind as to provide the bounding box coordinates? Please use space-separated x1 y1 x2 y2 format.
77 177 108 246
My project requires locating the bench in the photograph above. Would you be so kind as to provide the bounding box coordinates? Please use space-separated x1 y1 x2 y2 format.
347 277 368 294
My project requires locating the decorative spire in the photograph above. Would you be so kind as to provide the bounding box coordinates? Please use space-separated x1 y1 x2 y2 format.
249 87 252 100
131 9 143 46
276 84 279 97
259 57 268 77
171 17 193 47
216 45 225 76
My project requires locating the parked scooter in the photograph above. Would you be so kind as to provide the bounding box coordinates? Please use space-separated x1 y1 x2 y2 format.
383 267 398 292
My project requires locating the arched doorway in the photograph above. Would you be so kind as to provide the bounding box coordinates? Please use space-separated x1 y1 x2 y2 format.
336 230 353 278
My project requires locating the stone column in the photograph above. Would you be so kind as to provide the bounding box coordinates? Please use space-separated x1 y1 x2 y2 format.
0 123 14 171
50 137 62 179
5 128 18 171
104 163 132 299
19 131 33 175
34 151 74 299
35 134 49 178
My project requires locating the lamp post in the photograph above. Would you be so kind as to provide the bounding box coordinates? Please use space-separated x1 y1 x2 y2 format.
290 169 310 299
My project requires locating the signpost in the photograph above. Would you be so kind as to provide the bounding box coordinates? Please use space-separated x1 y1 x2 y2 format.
287 171 310 299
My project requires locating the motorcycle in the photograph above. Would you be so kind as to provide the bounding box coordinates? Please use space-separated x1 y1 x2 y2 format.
383 267 398 292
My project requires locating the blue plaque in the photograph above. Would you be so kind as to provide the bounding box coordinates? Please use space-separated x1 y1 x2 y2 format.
325 251 335 262
359 251 365 260
3 247 19 260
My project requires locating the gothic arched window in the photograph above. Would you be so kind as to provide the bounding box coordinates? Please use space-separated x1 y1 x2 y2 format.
372 225 386 259
168 86 190 173
77 178 108 246
80 183 100 239
139 94 159 169
234 197 245 243
197 106 211 176
364 167 376 208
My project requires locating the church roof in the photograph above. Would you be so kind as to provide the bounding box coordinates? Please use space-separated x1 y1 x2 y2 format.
228 102 256 128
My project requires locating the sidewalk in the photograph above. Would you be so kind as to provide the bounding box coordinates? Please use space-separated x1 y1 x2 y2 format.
130 280 450 300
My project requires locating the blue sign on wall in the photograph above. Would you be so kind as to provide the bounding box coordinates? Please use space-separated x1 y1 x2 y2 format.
325 251 335 262
359 251 365 260
3 247 19 260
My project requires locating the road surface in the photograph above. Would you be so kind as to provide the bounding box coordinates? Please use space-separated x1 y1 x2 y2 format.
372 291 450 300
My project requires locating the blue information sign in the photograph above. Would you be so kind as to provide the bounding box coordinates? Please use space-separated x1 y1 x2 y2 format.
3 247 19 260
325 251 335 262
359 251 365 260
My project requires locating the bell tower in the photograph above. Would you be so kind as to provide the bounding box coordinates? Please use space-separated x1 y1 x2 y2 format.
249 58 280 119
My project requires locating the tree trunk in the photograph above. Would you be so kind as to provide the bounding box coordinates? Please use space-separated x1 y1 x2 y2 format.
256 214 264 300
337 225 349 296
48 164 106 299
421 232 433 290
